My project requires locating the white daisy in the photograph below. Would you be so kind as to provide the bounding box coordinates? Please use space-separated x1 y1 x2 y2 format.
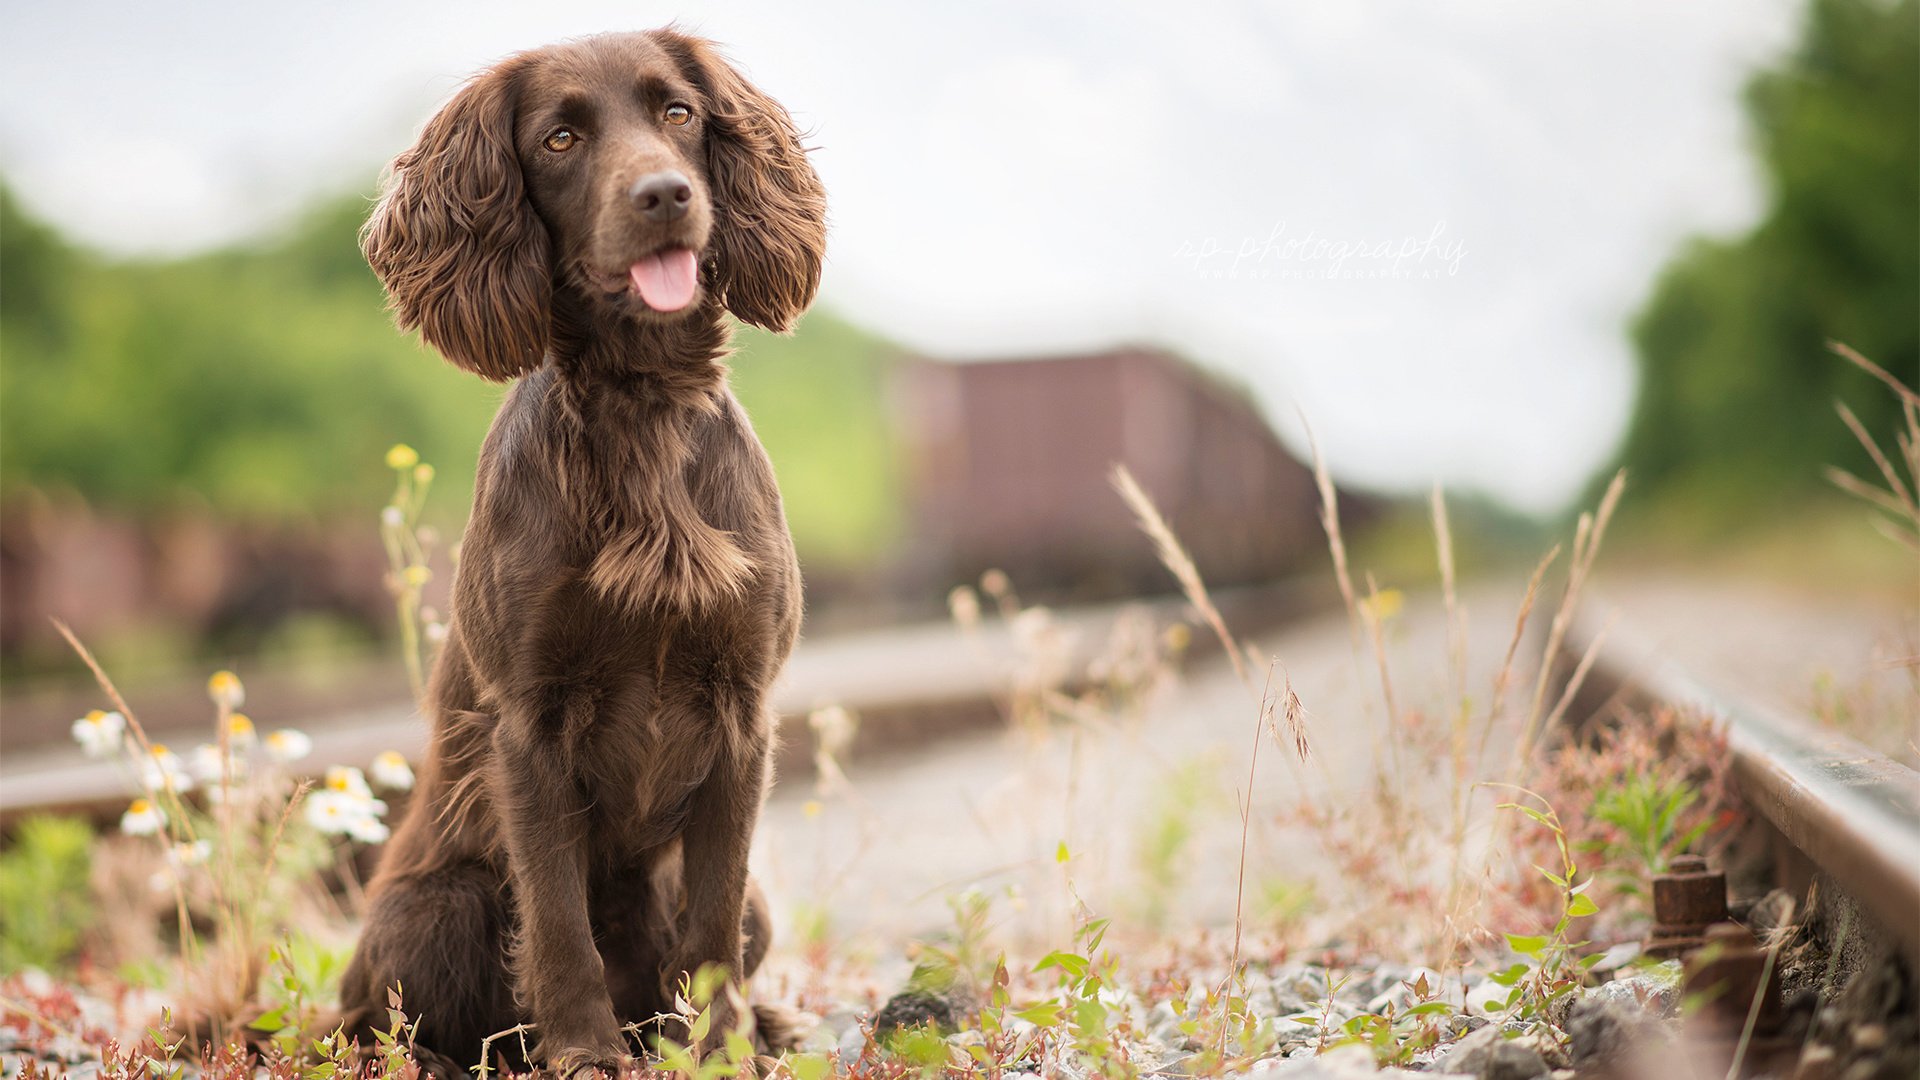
224 713 257 750
120 798 166 836
207 670 245 711
304 789 387 839
303 790 356 834
345 814 392 845
166 839 212 867
264 729 313 764
189 743 247 784
324 765 373 800
70 710 126 758
369 751 415 792
138 745 194 794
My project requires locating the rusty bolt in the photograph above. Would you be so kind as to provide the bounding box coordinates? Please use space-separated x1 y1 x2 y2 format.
1683 922 1784 1037
1645 854 1729 959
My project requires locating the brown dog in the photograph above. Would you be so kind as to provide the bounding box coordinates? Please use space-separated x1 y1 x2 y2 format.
336 29 823 1078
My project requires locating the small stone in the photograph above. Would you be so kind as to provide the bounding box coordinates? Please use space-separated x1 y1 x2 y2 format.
836 1021 867 1060
1817 1006 1848 1039
1794 1043 1836 1080
1543 988 1576 1029
1567 994 1669 1071
1279 1044 1383 1077
799 1010 852 1054
1146 1000 1185 1044
1436 1024 1551 1080
1585 940 1644 978
1515 1030 1569 1071
1450 1013 1491 1039
1590 973 1679 1018
873 987 974 1036
1459 1041 1551 1080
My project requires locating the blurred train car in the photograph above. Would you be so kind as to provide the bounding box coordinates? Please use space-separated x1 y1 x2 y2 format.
893 348 1360 602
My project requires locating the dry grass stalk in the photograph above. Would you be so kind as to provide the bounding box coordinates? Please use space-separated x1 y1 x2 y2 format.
1518 469 1624 761
1826 342 1920 551
51 620 185 826
1299 412 1361 650
1541 612 1617 735
50 619 223 1028
1270 668 1312 764
1832 340 1920 406
1832 402 1913 513
1360 572 1405 789
1431 485 1468 706
1228 664 1280 984
1111 464 1249 688
1479 545 1560 762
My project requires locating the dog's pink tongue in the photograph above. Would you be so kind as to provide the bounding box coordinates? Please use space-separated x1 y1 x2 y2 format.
629 249 698 311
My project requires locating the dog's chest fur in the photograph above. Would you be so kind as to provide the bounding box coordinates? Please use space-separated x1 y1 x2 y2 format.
547 362 763 615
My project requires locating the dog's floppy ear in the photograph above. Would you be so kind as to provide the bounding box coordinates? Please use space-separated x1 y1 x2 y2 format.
662 33 827 333
362 63 550 380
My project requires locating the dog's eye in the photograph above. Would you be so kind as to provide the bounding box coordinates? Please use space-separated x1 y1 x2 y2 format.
543 129 578 153
663 103 692 127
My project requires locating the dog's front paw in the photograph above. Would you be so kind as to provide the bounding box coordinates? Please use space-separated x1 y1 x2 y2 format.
540 1042 631 1080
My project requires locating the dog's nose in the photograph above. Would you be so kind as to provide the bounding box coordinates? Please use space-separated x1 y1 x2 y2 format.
629 171 693 222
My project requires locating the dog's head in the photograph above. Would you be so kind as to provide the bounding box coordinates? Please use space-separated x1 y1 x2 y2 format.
363 31 827 380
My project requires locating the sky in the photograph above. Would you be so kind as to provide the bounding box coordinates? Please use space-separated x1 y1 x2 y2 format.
0 0 1804 512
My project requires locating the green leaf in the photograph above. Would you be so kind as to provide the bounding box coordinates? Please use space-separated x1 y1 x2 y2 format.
1034 951 1088 979
1489 962 1529 986
1015 1002 1062 1027
1083 917 1110 954
660 1044 696 1075
1403 1002 1453 1016
724 1031 754 1062
1566 893 1599 918
1501 804 1556 829
689 1005 713 1044
1505 933 1549 956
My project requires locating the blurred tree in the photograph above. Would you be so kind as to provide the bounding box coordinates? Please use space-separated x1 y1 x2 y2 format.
0 184 900 563
1607 0 1917 522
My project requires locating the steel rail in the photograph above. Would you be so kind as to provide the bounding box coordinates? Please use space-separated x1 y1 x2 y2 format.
1563 609 1920 965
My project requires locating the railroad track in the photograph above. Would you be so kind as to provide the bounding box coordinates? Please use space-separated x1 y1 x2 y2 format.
1555 603 1920 967
0 579 1325 826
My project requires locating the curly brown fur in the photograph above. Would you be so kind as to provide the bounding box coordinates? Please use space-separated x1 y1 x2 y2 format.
338 29 824 1077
